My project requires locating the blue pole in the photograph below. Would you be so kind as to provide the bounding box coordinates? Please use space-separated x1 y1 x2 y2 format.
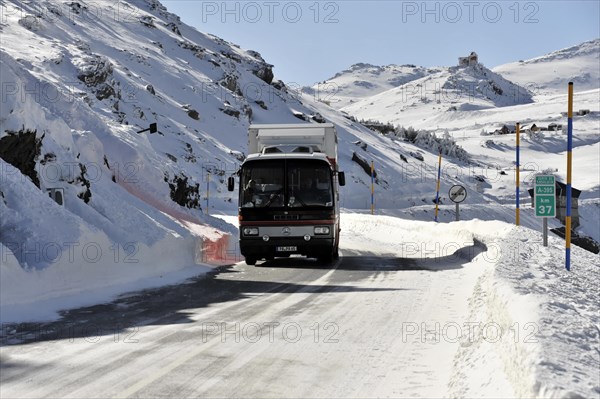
371 161 374 215
516 123 520 226
434 151 442 222
566 82 573 271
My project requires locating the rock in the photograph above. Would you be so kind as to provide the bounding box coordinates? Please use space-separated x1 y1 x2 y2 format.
187 109 200 120
165 173 201 210
95 83 116 100
0 128 42 188
253 65 274 84
352 152 376 178
243 104 253 121
220 107 240 119
75 163 92 204
311 113 326 123
220 74 241 95
139 15 155 28
146 84 155 95
271 80 286 90
409 151 424 161
166 22 181 36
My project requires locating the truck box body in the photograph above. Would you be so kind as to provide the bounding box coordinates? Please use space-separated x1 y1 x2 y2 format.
248 123 338 165
231 123 344 265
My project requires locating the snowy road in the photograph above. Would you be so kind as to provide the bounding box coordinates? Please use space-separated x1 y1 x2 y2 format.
1 238 495 398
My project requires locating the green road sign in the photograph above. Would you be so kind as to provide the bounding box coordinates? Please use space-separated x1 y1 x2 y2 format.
535 175 555 185
535 175 556 217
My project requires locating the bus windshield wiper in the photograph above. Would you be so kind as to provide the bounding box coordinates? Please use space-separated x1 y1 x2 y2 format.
264 190 283 207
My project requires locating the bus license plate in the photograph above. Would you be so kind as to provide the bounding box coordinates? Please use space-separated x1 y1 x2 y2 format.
276 246 297 252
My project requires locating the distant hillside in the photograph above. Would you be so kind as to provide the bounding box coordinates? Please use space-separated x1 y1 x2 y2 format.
341 62 534 126
305 63 434 109
493 39 600 95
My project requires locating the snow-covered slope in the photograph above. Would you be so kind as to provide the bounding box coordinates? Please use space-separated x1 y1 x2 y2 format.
493 39 600 95
342 62 534 124
305 63 433 109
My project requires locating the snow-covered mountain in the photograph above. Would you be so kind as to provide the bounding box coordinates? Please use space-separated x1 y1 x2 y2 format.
493 39 600 95
342 62 535 126
310 56 538 113
305 63 433 108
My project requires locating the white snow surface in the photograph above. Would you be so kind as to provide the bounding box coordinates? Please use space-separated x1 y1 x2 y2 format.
493 39 600 96
340 213 599 398
0 1 599 397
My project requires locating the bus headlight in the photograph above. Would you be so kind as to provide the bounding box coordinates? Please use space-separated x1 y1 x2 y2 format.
314 226 330 235
243 227 259 236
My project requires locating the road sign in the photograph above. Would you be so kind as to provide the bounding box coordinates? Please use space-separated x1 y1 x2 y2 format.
449 185 467 222
535 175 556 218
449 185 467 203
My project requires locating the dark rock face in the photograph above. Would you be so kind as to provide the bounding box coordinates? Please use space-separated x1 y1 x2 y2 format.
352 152 376 178
165 173 201 210
166 22 181 36
253 65 274 84
95 83 116 100
0 128 42 187
187 109 200 120
77 56 113 87
77 55 118 101
220 107 240 119
220 74 241 95
75 163 92 203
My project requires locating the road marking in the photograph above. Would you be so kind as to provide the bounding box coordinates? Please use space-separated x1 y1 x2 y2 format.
113 258 342 398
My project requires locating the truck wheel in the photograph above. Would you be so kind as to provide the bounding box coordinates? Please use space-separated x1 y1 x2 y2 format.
245 257 257 266
318 251 334 264
333 247 339 260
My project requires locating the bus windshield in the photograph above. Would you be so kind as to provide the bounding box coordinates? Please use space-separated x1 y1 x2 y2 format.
240 160 333 208
286 160 333 207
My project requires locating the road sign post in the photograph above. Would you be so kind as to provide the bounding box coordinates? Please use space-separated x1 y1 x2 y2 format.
434 152 442 222
449 185 467 221
535 175 556 247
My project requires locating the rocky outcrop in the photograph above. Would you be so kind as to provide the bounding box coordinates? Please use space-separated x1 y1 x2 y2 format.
352 152 376 178
0 128 42 188
165 173 201 210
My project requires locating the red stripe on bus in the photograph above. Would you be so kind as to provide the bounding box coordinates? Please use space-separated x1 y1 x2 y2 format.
240 220 336 226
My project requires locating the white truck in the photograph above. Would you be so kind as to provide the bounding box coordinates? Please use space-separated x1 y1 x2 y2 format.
228 123 345 265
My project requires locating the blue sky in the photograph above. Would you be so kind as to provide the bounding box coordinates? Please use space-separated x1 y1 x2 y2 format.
164 1 600 85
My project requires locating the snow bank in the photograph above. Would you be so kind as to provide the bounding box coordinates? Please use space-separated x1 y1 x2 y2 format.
491 227 600 398
0 158 225 322
341 214 599 397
